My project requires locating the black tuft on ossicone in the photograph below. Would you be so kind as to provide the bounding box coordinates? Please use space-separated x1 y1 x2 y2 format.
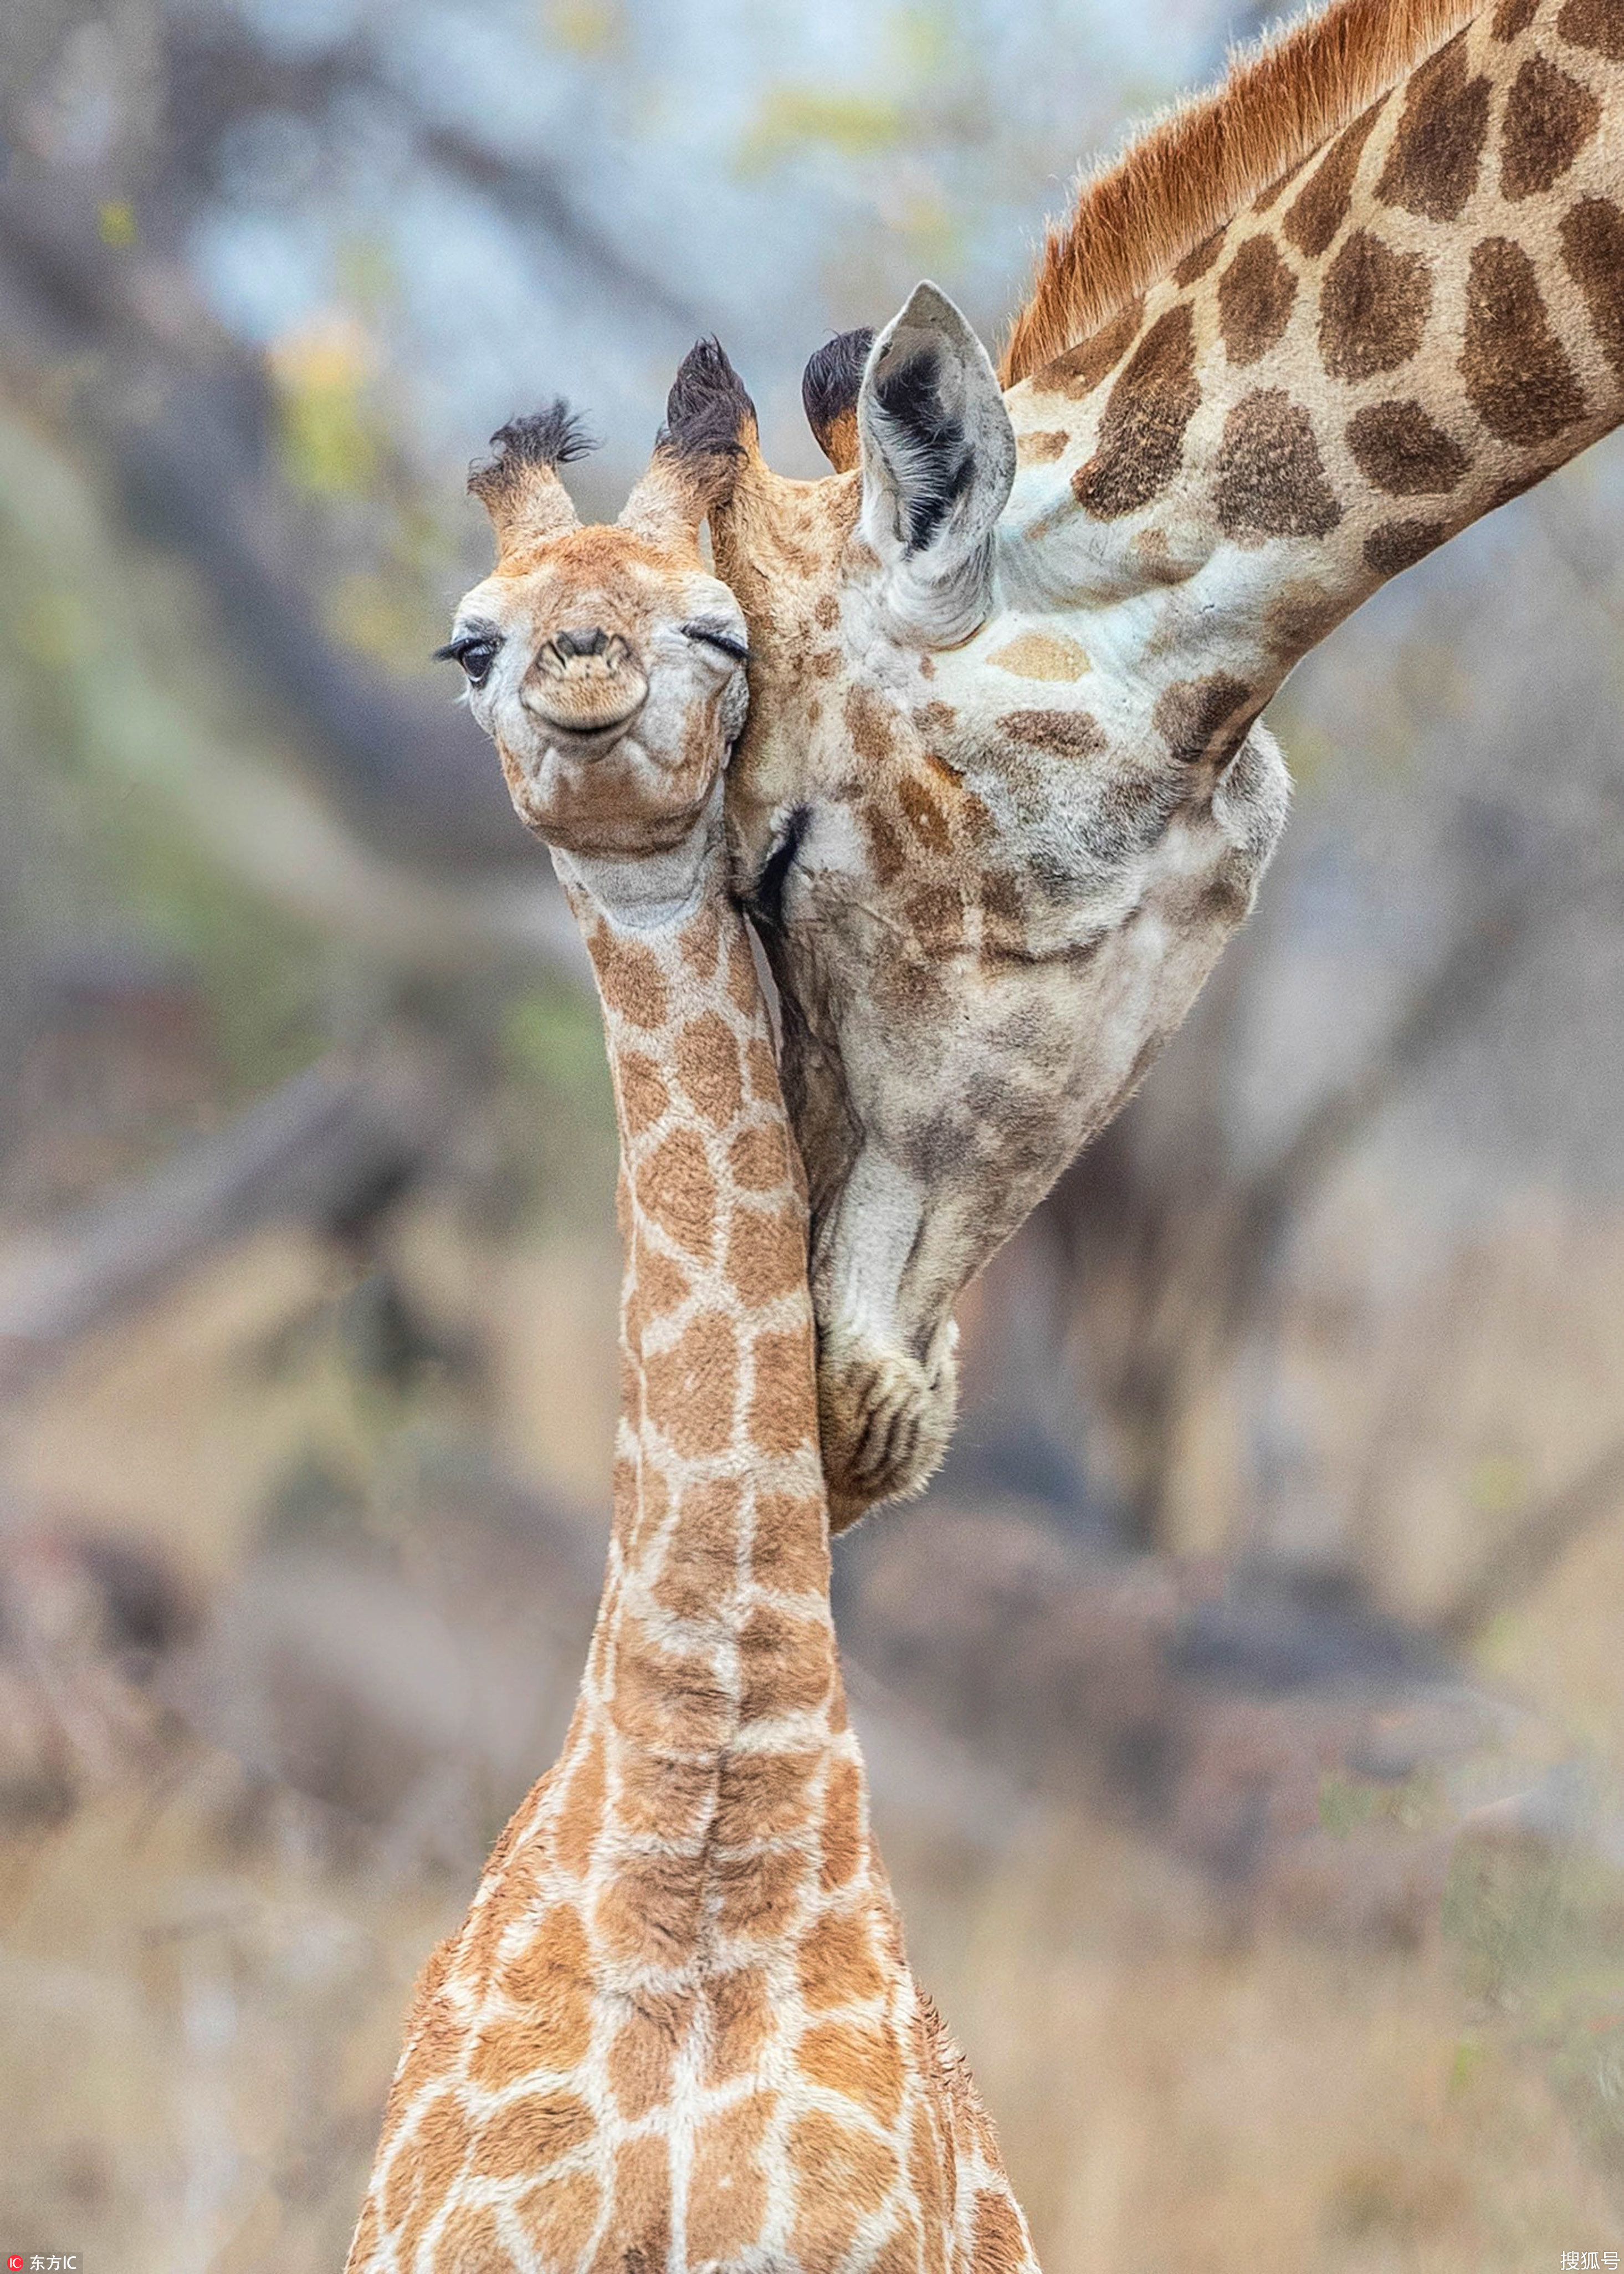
660 337 756 463
468 400 597 505
802 328 874 468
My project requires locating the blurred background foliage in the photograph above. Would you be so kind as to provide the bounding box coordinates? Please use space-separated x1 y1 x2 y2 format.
1 0 1623 2268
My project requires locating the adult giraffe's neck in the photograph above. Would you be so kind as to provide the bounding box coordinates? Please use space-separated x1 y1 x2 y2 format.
1013 0 1623 734
548 822 852 1966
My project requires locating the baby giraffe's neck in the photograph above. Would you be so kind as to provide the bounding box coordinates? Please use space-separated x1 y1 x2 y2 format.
551 820 860 1985
347 804 1039 2274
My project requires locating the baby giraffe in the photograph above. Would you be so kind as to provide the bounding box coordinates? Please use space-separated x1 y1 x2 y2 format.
344 354 1038 2272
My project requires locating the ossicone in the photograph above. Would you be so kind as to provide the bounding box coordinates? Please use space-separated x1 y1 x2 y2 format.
468 398 593 560
659 338 756 469
802 327 874 472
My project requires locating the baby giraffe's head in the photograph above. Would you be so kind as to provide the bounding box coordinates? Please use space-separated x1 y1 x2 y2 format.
440 345 754 871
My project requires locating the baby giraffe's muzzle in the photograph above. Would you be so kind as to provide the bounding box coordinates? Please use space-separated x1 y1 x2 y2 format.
524 627 649 735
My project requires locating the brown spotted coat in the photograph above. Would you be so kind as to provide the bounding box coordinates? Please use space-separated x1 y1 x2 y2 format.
346 422 1038 2272
711 0 1624 1518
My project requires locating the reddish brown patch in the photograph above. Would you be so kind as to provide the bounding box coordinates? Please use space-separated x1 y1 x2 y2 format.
871 2222 925 2274
819 1755 865 1888
798 2017 905 2127
726 1200 805 1309
612 1746 713 1847
729 1121 795 1194
593 1847 706 1968
592 2135 669 2274
383 2092 470 2265
606 1989 691 2120
744 1035 781 1103
1072 304 1200 519
751 1489 828 1597
738 1598 833 1721
1318 229 1431 381
680 910 720 981
1558 0 1624 59
1002 708 1106 758
846 682 897 762
1346 398 1469 493
747 1321 818 1457
860 801 906 887
1492 0 1538 33
617 1051 669 1138
715 1747 821 1846
1283 102 1381 258
673 1011 744 1128
1215 390 1341 539
1218 234 1298 365
469 2090 595 2176
432 2204 507 2270
687 2091 772 2260
1501 53 1601 200
1375 32 1492 219
1042 295 1144 397
1562 197 1624 380
787 2112 900 2266
638 1127 717 1261
516 2170 601 2266
649 1475 742 1624
630 1236 689 1327
1264 579 1343 661
897 776 950 855
972 2189 1032 2273
1153 673 1253 763
644 1309 739 1459
612 1622 731 1754
588 933 667 1030
904 881 964 945
705 1965 772 2081
1016 427 1070 466
716 1841 806 1937
797 1906 886 2009
1461 236 1586 444
1364 517 1448 575
1174 228 1225 283
494 1905 592 2070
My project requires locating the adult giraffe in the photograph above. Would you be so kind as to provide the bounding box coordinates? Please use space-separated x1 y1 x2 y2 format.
346 380 1036 2269
696 0 1624 1520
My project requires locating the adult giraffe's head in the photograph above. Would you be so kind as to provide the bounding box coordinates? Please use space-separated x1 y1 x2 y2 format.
673 288 1290 1527
440 349 753 898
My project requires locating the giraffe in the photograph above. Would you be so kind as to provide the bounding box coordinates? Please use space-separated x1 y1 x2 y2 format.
345 363 1039 2272
687 0 1624 1522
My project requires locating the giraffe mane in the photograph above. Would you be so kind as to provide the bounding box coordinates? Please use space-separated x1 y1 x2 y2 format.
998 0 1480 386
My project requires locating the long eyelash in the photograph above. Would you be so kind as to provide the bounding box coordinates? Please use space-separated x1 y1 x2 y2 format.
683 620 750 665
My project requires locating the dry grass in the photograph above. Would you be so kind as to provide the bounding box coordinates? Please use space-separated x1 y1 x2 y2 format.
1 1208 1621 2270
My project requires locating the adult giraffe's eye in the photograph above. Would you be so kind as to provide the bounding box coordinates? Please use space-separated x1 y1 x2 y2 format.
434 634 501 687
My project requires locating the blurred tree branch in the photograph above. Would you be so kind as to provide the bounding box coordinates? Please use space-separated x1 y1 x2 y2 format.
0 1040 458 1390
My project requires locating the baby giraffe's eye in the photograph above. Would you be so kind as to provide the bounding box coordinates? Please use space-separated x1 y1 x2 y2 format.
434 633 501 687
681 617 750 665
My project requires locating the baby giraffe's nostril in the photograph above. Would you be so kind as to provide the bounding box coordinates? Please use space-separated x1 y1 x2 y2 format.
554 626 609 659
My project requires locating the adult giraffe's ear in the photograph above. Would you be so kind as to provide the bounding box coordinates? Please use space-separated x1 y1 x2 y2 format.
857 282 1015 646
468 402 591 566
